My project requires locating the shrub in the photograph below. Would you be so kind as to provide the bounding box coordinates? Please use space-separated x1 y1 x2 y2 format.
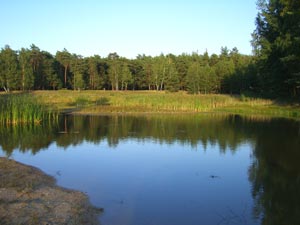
95 97 110 106
75 97 90 107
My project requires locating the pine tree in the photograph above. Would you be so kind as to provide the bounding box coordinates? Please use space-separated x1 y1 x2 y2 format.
0 45 20 91
252 0 300 97
70 54 86 90
164 56 180 92
19 48 34 90
56 49 71 88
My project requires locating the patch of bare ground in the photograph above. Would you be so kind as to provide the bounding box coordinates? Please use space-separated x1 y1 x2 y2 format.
0 157 103 225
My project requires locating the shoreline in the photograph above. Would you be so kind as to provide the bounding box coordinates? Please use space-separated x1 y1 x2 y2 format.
2 90 300 120
66 106 300 121
0 157 103 225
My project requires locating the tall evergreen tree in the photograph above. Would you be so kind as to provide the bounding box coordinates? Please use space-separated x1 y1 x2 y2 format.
120 64 133 90
175 54 189 90
107 52 121 90
87 55 105 90
186 62 200 94
56 49 71 88
29 44 44 89
252 0 300 97
164 56 180 92
0 45 19 91
19 48 34 90
42 51 61 90
70 54 86 90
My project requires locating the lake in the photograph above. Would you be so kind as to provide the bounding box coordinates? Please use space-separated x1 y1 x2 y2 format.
1 114 300 225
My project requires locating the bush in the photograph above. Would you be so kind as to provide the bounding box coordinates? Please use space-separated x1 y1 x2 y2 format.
75 97 89 107
95 97 110 106
240 94 249 102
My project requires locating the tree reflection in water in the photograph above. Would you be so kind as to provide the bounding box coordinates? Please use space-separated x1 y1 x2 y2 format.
0 114 299 224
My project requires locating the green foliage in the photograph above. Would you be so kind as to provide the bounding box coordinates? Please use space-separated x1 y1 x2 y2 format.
74 96 90 107
56 48 72 88
95 97 110 106
240 94 249 102
87 55 105 90
152 55 166 91
164 56 180 92
0 45 19 91
3 38 298 100
252 0 300 98
0 44 256 95
186 62 200 94
1 12 297 99
19 48 34 90
120 64 133 90
70 54 86 90
186 61 217 94
0 94 57 125
107 52 121 90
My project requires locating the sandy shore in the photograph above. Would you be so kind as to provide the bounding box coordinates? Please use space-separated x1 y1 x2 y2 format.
0 157 103 225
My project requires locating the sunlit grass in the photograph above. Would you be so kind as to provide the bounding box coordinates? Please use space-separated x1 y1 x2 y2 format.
28 90 300 118
33 90 240 112
1 90 299 122
0 93 57 125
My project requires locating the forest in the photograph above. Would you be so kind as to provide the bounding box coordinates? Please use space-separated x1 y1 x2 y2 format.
0 0 299 98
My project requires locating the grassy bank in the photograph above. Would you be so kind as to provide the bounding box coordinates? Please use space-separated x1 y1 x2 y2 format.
29 90 300 118
0 93 57 125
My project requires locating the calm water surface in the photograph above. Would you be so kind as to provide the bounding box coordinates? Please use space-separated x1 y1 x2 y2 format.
1 114 300 225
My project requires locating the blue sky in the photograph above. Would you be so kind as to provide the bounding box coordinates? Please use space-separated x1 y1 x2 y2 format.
0 0 257 58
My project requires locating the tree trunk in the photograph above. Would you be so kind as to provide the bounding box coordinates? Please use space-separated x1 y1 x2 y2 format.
160 78 164 90
64 65 68 87
115 75 119 91
22 65 25 91
74 73 76 91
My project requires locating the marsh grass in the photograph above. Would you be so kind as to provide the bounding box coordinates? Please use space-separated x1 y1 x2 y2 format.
34 90 240 112
31 90 300 118
74 96 90 108
0 93 57 125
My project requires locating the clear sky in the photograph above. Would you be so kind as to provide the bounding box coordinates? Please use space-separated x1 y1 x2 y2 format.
0 0 257 58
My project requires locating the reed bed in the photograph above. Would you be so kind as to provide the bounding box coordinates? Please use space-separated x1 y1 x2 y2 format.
29 90 300 119
0 93 57 125
33 90 243 113
2 90 297 124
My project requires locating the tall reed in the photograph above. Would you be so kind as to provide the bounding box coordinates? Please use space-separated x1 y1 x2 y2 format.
31 90 300 118
0 93 57 125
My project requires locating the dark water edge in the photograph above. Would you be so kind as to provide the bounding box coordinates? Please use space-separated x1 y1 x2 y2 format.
0 114 300 225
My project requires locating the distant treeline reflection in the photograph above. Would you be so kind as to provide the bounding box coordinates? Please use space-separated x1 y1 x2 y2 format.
1 114 300 224
0 114 299 155
249 118 300 225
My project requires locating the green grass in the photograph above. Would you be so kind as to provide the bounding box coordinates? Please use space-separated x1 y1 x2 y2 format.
0 93 57 125
29 90 300 118
32 90 240 112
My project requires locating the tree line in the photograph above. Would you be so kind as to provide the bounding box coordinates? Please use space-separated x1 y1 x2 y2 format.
0 44 255 94
0 0 299 98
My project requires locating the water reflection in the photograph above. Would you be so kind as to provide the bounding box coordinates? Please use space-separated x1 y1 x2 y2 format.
0 114 261 153
0 114 299 225
248 118 300 225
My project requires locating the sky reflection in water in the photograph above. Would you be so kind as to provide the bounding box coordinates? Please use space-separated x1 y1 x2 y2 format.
1 114 299 225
